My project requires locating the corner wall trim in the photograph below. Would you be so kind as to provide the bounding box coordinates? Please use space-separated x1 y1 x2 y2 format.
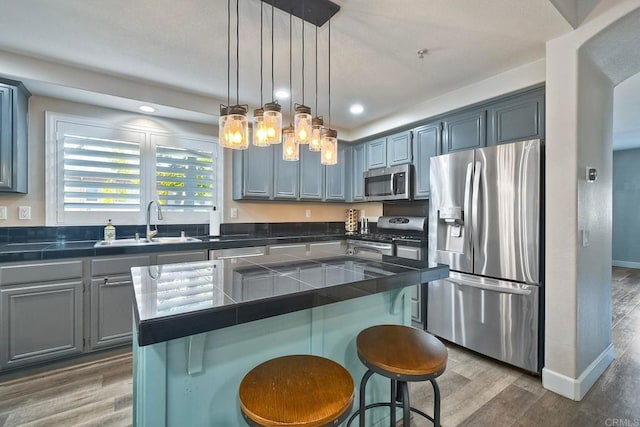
542 343 615 401
612 260 640 269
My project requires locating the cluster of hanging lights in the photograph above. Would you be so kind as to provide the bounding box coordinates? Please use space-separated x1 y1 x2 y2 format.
219 0 338 165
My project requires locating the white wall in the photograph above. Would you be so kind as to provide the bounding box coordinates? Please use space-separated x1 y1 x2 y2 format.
543 0 640 401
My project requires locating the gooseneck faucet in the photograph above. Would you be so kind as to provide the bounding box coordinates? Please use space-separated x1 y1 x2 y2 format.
146 200 164 240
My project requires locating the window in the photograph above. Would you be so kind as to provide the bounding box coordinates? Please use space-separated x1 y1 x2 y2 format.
46 113 219 226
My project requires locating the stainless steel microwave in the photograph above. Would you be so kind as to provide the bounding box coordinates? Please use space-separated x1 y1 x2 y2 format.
364 164 412 201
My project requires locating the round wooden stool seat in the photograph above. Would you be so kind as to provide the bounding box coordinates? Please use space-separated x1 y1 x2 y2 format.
239 354 354 427
357 324 447 380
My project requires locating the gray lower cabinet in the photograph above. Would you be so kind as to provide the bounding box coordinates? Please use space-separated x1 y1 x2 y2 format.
442 107 486 154
0 79 30 193
351 143 366 201
268 244 307 255
308 240 345 256
273 143 299 199
299 147 325 200
232 144 274 200
412 122 441 199
487 89 545 146
89 276 134 350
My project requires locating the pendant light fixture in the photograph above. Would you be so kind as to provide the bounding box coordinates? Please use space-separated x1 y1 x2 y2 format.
309 25 323 152
321 17 337 165
294 0 312 144
264 0 282 144
220 0 248 150
252 0 269 147
282 11 299 161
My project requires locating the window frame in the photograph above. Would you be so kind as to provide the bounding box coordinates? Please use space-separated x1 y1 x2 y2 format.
45 112 221 226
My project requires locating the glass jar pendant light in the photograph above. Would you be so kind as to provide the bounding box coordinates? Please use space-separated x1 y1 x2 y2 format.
265 0 282 144
294 1 312 145
309 25 323 152
220 0 248 150
252 1 269 147
321 17 338 164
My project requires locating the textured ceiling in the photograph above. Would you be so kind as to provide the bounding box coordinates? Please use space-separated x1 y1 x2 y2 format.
0 0 571 134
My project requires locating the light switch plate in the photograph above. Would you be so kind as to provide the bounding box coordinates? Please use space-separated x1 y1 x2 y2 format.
0 206 7 220
18 206 31 220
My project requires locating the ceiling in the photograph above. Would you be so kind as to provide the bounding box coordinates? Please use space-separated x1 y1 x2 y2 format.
0 0 574 135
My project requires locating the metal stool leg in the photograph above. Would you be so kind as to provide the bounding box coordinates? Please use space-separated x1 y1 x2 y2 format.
430 379 441 427
358 369 374 427
390 379 397 426
399 381 410 427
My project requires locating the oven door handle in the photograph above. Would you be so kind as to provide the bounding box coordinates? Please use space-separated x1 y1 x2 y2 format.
390 172 396 194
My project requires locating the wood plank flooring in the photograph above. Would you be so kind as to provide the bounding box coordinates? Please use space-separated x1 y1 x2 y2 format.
1 267 639 426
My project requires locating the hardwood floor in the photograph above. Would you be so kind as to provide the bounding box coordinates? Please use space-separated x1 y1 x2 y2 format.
1 267 638 426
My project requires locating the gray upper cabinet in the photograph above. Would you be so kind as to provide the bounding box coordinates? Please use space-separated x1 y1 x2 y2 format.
442 108 486 154
366 137 387 170
232 144 274 200
299 146 324 200
325 144 349 202
0 79 30 193
412 122 441 199
351 143 366 202
387 130 412 166
487 89 545 146
273 143 300 200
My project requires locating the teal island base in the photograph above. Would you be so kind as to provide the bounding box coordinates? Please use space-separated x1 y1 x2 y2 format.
133 288 412 426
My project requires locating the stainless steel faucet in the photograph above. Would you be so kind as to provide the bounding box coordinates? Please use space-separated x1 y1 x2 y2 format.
146 200 164 240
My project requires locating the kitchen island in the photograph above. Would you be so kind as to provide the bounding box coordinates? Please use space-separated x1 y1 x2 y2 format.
131 252 448 426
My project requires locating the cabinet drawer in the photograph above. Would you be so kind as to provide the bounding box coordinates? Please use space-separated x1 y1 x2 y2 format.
0 260 83 286
268 244 307 255
91 255 151 276
308 241 345 255
156 251 208 265
210 246 266 260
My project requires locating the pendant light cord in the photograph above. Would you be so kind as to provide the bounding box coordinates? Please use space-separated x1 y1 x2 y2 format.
227 0 230 108
314 25 318 114
236 0 240 105
271 0 275 102
260 0 263 106
328 18 331 128
289 12 292 117
301 0 305 106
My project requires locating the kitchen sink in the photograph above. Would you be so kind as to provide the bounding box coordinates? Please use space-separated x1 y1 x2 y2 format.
94 236 201 247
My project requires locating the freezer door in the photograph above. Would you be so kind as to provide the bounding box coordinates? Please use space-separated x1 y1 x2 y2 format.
429 150 475 273
473 140 540 284
426 272 539 372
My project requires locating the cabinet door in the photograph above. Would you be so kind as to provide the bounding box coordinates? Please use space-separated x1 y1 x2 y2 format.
487 90 545 146
442 108 486 154
412 123 441 199
273 143 299 199
299 147 325 200
325 144 347 201
352 143 366 201
0 86 13 191
410 284 422 324
89 276 133 350
387 130 412 166
1 281 83 369
232 144 273 200
366 137 387 170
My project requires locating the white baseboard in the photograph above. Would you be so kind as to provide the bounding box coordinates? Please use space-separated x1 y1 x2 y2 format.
612 260 640 269
542 343 615 401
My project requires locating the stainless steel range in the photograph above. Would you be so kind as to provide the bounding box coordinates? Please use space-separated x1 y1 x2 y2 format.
346 216 427 258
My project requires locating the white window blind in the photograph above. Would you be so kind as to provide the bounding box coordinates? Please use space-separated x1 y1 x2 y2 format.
156 145 215 211
63 135 141 212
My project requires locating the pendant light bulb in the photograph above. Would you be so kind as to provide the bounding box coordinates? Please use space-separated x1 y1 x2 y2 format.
282 125 299 161
309 116 323 151
294 104 312 144
253 108 270 147
321 128 337 165
264 101 282 144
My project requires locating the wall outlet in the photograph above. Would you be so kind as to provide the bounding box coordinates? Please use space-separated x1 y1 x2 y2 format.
0 206 7 220
230 207 238 219
18 206 31 220
305 209 311 218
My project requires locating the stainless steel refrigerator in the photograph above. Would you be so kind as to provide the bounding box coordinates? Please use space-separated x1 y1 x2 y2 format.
427 139 542 372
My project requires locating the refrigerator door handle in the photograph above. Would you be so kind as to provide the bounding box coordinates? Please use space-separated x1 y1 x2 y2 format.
463 162 474 252
446 277 534 296
471 160 482 254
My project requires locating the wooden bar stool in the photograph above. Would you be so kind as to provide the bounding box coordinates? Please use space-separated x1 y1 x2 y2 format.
239 354 354 426
347 325 448 427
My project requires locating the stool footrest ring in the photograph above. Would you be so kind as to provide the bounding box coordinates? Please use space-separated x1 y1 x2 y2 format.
346 402 435 426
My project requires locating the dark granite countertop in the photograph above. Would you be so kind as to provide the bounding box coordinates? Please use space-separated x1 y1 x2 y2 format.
131 251 449 346
0 233 347 263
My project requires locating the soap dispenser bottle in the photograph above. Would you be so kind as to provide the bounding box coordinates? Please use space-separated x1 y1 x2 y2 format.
104 219 116 242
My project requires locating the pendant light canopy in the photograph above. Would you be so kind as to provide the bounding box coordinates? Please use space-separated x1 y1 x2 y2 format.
321 16 338 164
220 0 248 150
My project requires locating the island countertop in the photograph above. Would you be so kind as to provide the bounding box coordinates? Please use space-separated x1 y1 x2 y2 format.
131 252 449 346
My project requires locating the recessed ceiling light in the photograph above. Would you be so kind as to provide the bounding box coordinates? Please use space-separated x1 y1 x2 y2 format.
350 104 364 115
274 90 290 99
139 105 156 113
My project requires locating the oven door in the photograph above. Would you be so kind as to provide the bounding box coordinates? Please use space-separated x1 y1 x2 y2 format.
346 240 393 256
